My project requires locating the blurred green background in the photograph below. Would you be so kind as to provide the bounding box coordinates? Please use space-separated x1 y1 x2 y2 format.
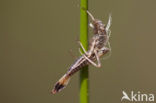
0 0 156 103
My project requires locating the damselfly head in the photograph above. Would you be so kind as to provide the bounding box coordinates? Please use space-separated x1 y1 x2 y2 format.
94 20 105 27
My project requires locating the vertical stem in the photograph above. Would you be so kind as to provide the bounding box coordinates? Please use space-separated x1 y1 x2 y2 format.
80 0 89 103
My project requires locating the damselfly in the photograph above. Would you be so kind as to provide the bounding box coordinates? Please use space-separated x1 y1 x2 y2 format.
52 10 112 94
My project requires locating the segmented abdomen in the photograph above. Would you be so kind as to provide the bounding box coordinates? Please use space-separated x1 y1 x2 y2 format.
67 57 89 77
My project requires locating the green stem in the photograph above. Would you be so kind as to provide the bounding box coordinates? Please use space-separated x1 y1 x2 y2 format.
80 0 89 103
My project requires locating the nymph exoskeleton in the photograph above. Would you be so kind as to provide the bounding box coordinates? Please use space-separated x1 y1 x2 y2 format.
52 10 112 94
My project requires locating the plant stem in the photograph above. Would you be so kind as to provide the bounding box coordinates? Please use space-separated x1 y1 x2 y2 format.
80 0 89 103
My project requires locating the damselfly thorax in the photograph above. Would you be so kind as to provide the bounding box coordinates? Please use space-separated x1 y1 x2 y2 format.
87 10 112 51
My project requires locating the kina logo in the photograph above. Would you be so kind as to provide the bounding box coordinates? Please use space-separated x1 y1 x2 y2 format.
121 91 154 102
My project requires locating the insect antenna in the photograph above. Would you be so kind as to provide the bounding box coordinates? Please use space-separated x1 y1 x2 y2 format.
81 7 95 21
86 10 95 21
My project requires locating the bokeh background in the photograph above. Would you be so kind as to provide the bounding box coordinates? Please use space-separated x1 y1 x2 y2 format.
0 0 156 103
